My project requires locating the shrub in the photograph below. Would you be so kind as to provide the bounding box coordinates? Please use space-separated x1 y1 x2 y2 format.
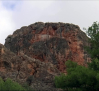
0 77 26 91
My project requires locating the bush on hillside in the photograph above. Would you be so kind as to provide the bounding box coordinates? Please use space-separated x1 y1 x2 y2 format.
0 77 26 91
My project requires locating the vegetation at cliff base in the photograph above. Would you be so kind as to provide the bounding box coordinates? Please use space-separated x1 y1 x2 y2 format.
54 22 99 91
0 77 26 91
55 60 99 91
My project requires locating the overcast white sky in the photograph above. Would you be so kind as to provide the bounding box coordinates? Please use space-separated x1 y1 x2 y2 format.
0 0 99 44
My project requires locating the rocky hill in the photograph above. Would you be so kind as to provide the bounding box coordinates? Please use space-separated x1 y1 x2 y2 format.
5 22 90 72
0 22 90 90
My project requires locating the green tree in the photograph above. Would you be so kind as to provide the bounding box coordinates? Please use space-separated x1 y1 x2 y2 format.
85 21 99 59
84 21 99 71
88 58 99 71
54 60 98 91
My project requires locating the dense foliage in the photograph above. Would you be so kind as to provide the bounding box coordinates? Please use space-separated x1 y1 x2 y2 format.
0 77 26 91
85 21 99 59
54 22 99 91
55 60 99 91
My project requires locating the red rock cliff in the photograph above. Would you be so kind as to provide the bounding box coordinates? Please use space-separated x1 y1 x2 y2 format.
4 22 90 73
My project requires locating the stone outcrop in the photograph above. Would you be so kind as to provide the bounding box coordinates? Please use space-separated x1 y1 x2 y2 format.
0 22 90 90
0 43 61 90
5 22 90 73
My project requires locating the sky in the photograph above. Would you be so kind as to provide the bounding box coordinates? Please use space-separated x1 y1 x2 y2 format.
0 0 99 44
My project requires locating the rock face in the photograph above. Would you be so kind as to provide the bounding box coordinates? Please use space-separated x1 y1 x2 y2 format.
5 22 90 73
0 22 90 90
0 43 61 90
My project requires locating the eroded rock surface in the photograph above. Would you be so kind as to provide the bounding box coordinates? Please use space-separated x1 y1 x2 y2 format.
0 43 61 90
5 22 90 73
